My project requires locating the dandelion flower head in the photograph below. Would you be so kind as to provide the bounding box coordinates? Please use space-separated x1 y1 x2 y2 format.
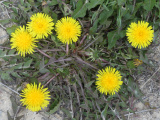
55 17 81 44
20 83 51 112
96 67 123 95
10 26 37 57
133 59 143 67
27 13 54 39
126 21 154 49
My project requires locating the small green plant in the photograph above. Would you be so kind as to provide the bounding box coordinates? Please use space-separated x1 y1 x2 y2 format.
0 0 159 119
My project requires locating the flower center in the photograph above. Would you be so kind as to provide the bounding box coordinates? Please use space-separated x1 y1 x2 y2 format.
27 90 44 105
101 73 117 89
138 31 144 37
38 23 44 28
17 32 32 50
67 29 71 33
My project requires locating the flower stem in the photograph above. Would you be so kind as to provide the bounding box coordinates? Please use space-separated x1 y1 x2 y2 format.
79 33 88 46
66 43 69 55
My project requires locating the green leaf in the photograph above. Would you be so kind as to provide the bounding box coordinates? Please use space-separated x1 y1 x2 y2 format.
0 50 7 57
89 19 99 34
127 60 135 69
0 49 17 58
85 80 94 88
153 30 159 43
6 25 18 35
3 1 13 7
117 9 122 30
10 96 18 114
42 5 50 14
117 0 126 6
20 0 24 5
0 19 10 25
107 30 120 49
48 0 58 6
143 0 156 11
51 35 62 47
13 63 23 69
49 101 61 114
30 77 38 84
50 99 59 110
8 49 16 55
101 104 108 119
72 0 88 19
40 68 50 73
80 104 88 110
139 50 148 64
11 7 18 14
23 59 32 68
11 72 21 78
99 8 113 25
119 30 126 38
52 13 58 23
61 108 72 119
88 0 104 10
28 0 34 4
1 72 12 81
21 72 30 77
119 101 127 108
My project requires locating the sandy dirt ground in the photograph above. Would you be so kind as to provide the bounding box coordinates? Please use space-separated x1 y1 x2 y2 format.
0 83 63 120
126 36 160 120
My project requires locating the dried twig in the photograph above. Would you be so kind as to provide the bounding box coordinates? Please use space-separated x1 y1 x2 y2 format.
44 73 59 87
0 0 8 4
146 12 151 21
44 57 72 68
73 84 82 120
140 66 160 89
103 95 121 120
83 35 102 50
67 80 74 118
41 49 62 52
38 72 50 81
0 82 20 95
36 48 51 59
0 24 6 29
108 104 121 120
124 107 160 117
75 56 98 70
79 33 88 46
0 46 11 49
132 0 136 14
96 102 105 120
77 78 88 107
4 5 11 19
92 101 99 120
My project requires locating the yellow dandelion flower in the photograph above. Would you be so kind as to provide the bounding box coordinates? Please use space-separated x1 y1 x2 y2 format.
10 26 37 57
96 67 123 95
133 59 143 67
20 83 51 112
126 21 154 49
27 13 54 39
55 17 81 44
